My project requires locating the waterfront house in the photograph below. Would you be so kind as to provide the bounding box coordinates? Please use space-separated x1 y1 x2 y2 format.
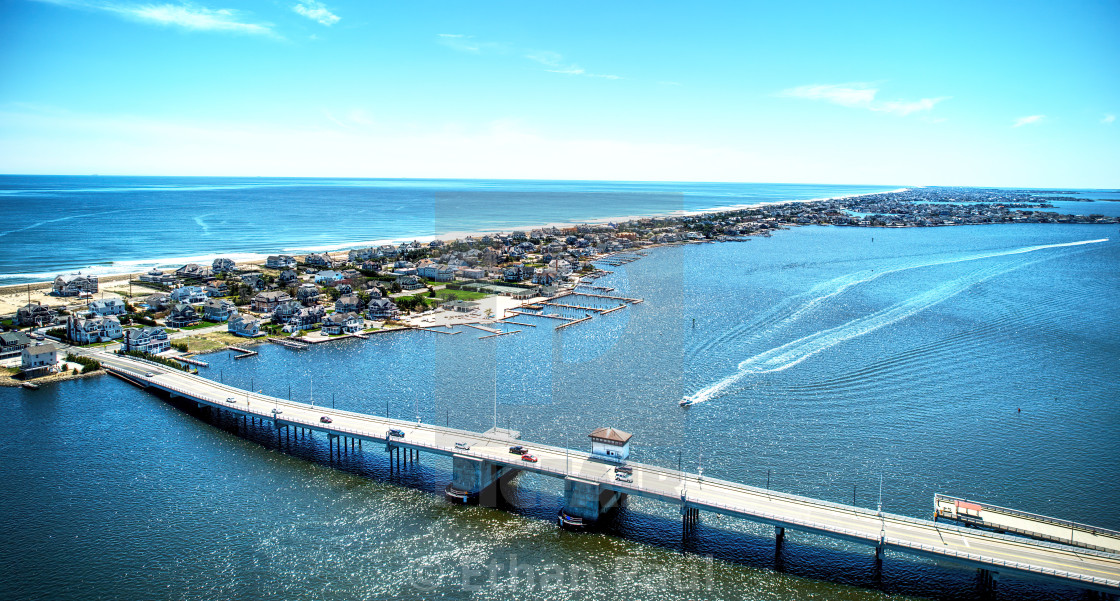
204 281 229 297
303 253 335 268
271 300 303 324
21 343 57 374
87 298 126 316
53 273 99 297
589 427 632 461
175 263 212 281
266 255 297 269
16 303 57 327
296 283 321 306
335 294 363 313
285 306 325 330
212 257 236 274
66 315 123 344
122 326 170 354
366 298 400 321
227 314 262 337
532 269 558 286
277 269 299 286
202 298 237 322
252 291 291 313
321 312 363 335
139 268 177 285
0 331 31 359
166 303 200 328
396 275 424 290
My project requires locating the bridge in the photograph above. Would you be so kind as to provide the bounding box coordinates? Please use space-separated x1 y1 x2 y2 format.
96 351 1120 597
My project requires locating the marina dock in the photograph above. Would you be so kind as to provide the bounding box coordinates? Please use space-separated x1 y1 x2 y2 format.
95 351 1120 597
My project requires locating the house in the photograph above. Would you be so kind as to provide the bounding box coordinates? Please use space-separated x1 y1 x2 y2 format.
335 283 353 295
53 274 98 296
139 268 177 285
589 427 632 461
122 326 170 354
348 247 376 262
0 331 31 359
503 266 525 282
266 255 297 269
66 315 123 344
396 275 424 290
532 269 558 286
460 268 485 280
202 298 237 322
252 291 291 313
334 294 363 313
444 300 479 313
240 273 267 291
87 298 126 316
314 270 343 284
303 253 335 268
366 298 400 320
16 303 56 327
170 285 207 304
321 312 363 334
272 300 303 324
141 293 173 312
166 303 200 328
212 257 236 274
205 281 229 297
21 343 58 373
287 306 325 329
296 283 321 306
228 314 262 337
277 269 299 286
175 263 212 281
417 265 455 282
360 260 382 272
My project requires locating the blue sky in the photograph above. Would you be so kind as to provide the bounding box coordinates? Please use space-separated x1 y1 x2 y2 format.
1 0 1117 186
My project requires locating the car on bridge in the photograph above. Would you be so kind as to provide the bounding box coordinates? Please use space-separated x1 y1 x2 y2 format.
145 372 155 377
388 428 405 438
521 454 538 463
320 416 332 423
509 445 526 455
455 442 471 450
226 397 236 404
615 473 633 483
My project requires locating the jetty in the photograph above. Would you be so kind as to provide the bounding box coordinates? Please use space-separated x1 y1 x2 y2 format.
555 315 593 330
268 337 308 350
413 326 459 335
542 302 606 313
176 356 210 368
478 330 520 339
95 351 1120 598
464 323 502 334
509 310 574 321
498 320 537 327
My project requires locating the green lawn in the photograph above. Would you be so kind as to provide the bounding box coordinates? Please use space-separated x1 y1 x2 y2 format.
181 321 221 330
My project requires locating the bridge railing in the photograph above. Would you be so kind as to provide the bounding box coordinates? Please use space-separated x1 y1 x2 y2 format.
886 537 1120 590
934 493 1120 539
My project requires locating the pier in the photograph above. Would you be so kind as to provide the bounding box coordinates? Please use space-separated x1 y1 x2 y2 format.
175 356 209 368
267 337 308 350
95 351 1120 597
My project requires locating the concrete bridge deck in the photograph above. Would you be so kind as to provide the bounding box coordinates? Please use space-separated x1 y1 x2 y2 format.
97 351 1120 596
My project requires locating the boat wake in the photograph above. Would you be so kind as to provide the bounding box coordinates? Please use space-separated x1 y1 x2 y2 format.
681 238 1108 406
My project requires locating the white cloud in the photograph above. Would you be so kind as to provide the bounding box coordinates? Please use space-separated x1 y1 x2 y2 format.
525 50 619 80
293 1 338 26
437 34 505 54
1103 114 1116 124
1014 115 1044 127
781 83 947 116
33 0 275 35
437 37 621 80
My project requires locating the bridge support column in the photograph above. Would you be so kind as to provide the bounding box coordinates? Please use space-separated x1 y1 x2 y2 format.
445 455 503 506
978 569 999 595
558 477 623 530
775 526 785 547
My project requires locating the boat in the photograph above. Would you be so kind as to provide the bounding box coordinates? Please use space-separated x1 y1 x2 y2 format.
21 382 40 390
679 398 692 407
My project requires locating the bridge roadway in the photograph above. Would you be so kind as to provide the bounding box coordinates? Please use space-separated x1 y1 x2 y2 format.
97 352 1120 595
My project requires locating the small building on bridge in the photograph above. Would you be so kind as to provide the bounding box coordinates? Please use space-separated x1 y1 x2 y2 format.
589 427 632 461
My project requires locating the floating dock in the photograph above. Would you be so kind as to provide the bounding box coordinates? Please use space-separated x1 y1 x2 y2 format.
268 337 309 349
176 356 210 368
478 330 521 339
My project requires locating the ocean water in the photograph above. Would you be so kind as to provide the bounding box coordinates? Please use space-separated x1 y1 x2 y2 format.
3 219 1117 600
0 176 899 284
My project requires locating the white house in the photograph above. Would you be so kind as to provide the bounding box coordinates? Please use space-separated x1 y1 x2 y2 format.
228 314 262 337
589 427 632 461
122 326 170 354
202 298 237 322
321 312 363 335
170 285 207 304
22 343 58 372
87 298 126 316
67 315 123 344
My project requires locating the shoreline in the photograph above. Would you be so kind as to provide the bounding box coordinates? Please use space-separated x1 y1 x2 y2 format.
0 187 907 289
